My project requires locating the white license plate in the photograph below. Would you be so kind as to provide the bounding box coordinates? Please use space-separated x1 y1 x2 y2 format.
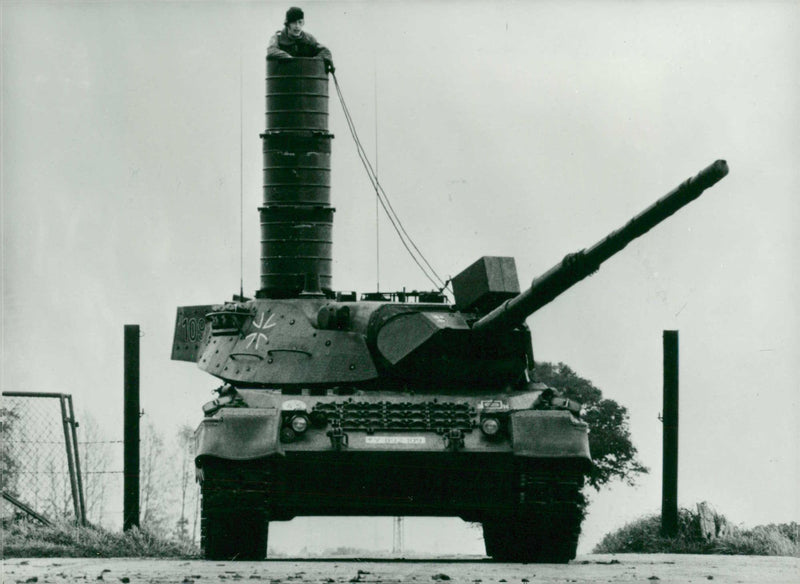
365 436 426 445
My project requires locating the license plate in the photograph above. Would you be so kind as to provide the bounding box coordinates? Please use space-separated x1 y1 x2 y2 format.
365 436 426 445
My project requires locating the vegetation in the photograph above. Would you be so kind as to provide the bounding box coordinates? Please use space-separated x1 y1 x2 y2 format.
1 414 202 558
0 517 199 558
532 362 648 489
594 508 800 557
0 407 21 494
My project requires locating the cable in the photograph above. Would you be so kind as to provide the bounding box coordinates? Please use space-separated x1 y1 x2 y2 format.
333 74 442 287
332 73 448 291
347 104 450 292
337 86 440 288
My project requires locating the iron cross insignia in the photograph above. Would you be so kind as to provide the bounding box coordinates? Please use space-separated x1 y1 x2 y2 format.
245 312 277 350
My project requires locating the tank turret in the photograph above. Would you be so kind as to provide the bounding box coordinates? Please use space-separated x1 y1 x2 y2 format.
171 52 730 564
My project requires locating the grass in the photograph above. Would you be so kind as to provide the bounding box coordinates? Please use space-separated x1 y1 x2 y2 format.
1 517 200 558
593 506 800 557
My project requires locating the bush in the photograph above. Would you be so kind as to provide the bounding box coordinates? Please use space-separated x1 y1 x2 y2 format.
593 507 799 557
1 517 199 558
713 524 800 557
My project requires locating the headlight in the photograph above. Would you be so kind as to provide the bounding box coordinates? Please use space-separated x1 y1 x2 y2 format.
480 416 501 437
290 414 309 434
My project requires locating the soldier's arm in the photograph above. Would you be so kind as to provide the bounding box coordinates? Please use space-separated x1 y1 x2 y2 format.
267 33 292 60
306 33 333 64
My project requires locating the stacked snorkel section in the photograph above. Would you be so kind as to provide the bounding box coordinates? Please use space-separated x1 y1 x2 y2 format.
259 58 334 299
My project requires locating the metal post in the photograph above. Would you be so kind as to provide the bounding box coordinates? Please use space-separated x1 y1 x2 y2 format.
392 516 404 555
1 491 52 526
66 395 87 525
124 324 141 530
661 330 679 537
58 395 81 522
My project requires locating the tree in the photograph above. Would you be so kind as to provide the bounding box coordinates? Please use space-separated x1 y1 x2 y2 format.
0 407 20 495
531 361 648 489
78 410 114 526
174 424 198 543
44 456 74 519
140 421 171 535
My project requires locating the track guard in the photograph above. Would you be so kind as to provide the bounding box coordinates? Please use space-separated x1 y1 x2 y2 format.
196 409 283 461
509 410 591 464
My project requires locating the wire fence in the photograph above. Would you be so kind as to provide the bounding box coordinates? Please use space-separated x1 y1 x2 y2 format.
78 431 125 530
2 392 204 542
1 392 86 525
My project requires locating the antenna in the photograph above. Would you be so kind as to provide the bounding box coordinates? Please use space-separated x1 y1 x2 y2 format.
239 47 244 299
374 66 380 292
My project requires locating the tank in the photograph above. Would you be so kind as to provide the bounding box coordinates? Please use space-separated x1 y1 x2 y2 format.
171 56 729 562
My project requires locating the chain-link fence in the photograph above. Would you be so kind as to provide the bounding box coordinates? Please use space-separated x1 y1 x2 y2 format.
77 423 124 530
1 392 86 525
2 391 201 539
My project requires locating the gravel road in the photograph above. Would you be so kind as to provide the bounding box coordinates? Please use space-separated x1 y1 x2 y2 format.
3 554 798 584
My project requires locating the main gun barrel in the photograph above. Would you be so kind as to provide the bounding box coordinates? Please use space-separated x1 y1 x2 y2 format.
472 160 729 334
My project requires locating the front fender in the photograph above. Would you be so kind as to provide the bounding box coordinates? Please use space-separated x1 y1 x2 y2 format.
509 410 591 463
195 408 283 461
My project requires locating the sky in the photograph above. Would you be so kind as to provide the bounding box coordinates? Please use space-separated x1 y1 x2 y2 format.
2 0 798 555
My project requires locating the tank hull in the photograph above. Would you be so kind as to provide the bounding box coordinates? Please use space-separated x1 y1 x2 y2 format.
195 390 589 562
194 391 590 461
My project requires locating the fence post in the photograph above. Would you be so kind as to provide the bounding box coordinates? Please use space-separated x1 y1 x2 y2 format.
58 395 81 523
66 395 87 525
123 324 141 530
661 330 679 537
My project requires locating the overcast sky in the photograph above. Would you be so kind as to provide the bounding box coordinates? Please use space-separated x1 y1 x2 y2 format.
2 0 798 554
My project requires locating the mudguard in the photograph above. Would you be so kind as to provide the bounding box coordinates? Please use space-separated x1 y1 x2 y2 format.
195 408 283 461
509 410 591 462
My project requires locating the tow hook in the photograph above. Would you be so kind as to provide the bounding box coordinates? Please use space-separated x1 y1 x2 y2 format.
444 428 465 451
327 424 349 451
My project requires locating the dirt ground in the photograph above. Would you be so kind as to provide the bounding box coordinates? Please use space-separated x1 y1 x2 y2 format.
2 554 798 584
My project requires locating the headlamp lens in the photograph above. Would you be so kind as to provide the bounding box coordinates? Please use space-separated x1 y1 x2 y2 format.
290 414 309 434
481 416 501 436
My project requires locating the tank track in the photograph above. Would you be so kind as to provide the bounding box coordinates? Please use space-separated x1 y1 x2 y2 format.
199 457 583 562
199 458 272 560
482 463 586 563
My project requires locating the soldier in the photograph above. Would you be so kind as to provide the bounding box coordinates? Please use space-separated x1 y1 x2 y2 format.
268 7 334 73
